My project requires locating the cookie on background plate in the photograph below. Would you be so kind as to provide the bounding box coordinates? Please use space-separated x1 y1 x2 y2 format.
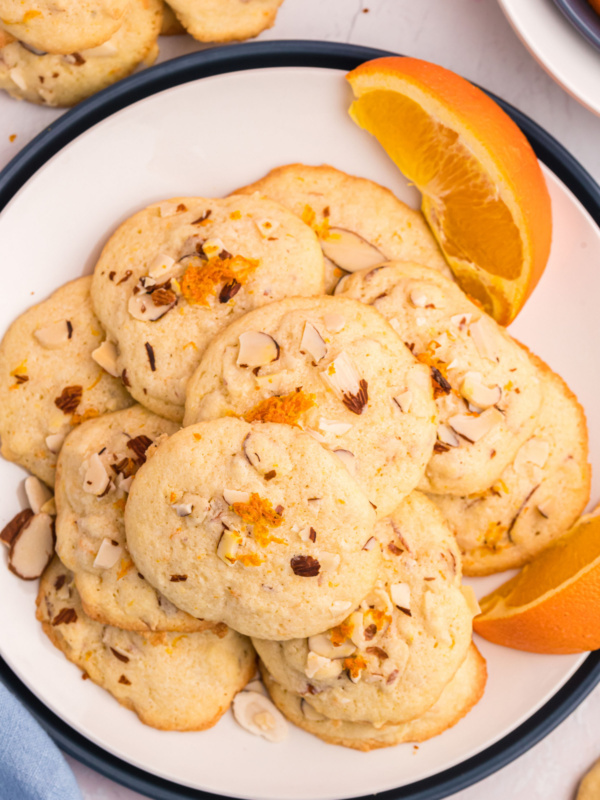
0 276 133 487
234 163 451 293
55 405 212 632
37 558 256 731
0 0 162 107
430 352 590 576
184 296 436 518
160 0 186 34
0 0 128 54
124 417 380 640
91 194 324 422
261 643 487 751
337 262 542 496
167 0 284 43
253 492 475 726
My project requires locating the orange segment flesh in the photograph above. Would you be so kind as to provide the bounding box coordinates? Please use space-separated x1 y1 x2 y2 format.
474 512 600 654
347 57 552 325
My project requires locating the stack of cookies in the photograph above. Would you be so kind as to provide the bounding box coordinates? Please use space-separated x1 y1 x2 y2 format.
0 0 284 107
0 164 589 750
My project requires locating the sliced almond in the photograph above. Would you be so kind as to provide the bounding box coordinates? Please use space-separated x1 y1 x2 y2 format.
388 317 403 336
202 238 225 258
393 391 413 413
244 679 268 696
514 438 550 472
306 429 327 443
300 322 328 363
308 632 355 659
319 552 341 573
45 432 66 454
217 528 242 565
1 509 34 548
437 424 460 448
460 585 481 617
449 407 504 443
333 449 356 476
34 320 71 349
307 498 322 512
91 340 119 377
24 476 53 514
362 536 377 551
223 489 251 505
318 419 352 436
117 474 133 493
537 500 553 518
237 331 279 367
331 600 353 614
460 372 502 409
158 201 185 218
390 582 411 612
320 351 366 414
9 67 27 91
40 497 57 516
320 228 385 273
469 317 499 362
305 651 344 680
148 253 176 280
93 537 122 569
450 313 472 330
410 290 428 308
173 503 193 517
255 218 280 238
232 691 288 742
8 513 54 580
128 292 174 322
83 453 110 496
323 313 345 333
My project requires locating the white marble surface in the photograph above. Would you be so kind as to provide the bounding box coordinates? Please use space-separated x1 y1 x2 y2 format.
1 0 599 798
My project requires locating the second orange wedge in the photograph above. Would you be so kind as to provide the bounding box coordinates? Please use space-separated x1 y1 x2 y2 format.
474 511 600 654
347 57 552 325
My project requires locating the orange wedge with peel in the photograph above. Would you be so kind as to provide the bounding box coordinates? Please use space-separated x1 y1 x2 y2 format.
346 57 552 325
473 510 600 654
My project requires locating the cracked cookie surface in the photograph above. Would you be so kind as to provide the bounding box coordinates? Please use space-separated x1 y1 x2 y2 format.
124 417 379 640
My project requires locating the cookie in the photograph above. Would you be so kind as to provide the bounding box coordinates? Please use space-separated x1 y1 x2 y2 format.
124 417 380 640
37 558 256 730
0 0 128 54
167 0 283 43
0 0 161 107
160 1 185 34
253 493 474 726
183 296 437 518
577 758 600 800
430 353 590 576
54 405 212 631
91 194 325 422
234 163 450 293
337 262 543 495
261 643 487 751
0 277 133 487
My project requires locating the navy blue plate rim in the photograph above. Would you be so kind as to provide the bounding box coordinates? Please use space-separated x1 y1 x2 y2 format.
1 39 600 800
551 0 600 53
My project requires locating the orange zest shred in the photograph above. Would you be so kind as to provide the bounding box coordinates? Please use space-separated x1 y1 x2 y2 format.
343 654 367 679
364 608 391 631
86 373 102 392
244 390 316 425
180 255 259 307
301 204 330 239
232 553 265 567
330 617 355 646
117 558 134 580
231 492 285 547
70 408 99 426
113 498 126 513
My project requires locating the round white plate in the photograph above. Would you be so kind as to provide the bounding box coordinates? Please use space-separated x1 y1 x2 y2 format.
0 64 598 800
498 0 600 116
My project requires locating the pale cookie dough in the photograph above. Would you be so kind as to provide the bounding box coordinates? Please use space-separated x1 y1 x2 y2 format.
577 757 600 800
337 262 542 496
0 0 128 54
55 406 211 632
184 296 436 518
37 558 256 731
430 353 590 576
0 277 132 487
167 0 283 43
124 417 380 640
261 643 486 751
91 194 325 422
234 163 450 293
0 0 162 107
253 493 474 726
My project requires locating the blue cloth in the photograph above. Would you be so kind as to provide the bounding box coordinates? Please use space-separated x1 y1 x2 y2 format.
0 682 82 800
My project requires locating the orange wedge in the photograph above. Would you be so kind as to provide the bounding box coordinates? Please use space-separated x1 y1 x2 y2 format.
474 511 600 654
346 57 552 325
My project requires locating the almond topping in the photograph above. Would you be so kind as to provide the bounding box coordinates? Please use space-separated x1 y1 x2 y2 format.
308 632 355 659
469 317 499 362
333 449 356 476
148 253 176 280
91 341 119 377
323 313 345 333
34 320 71 349
393 391 413 413
223 489 251 505
318 419 353 436
390 582 411 612
24 476 52 514
128 292 174 321
320 228 385 273
232 691 288 742
8 513 54 580
300 322 328 363
460 372 502 409
83 453 110 495
237 331 279 367
449 407 503 443
437 424 460 448
514 438 550 472
305 651 343 680
93 538 122 569
45 432 66 454
320 351 368 414
410 290 428 308
1 509 34 548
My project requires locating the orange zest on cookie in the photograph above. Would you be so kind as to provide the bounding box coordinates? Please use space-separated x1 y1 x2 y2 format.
231 493 285 547
231 553 265 567
330 617 355 646
180 255 259 307
243 390 316 425
342 654 367 679
301 204 330 239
